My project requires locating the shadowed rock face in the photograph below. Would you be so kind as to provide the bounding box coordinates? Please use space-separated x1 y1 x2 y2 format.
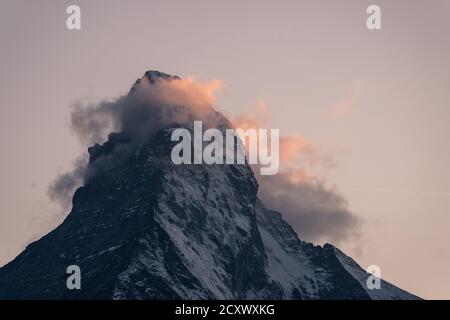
0 72 419 300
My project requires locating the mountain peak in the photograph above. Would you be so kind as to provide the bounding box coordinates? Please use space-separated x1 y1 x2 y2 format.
144 70 180 82
129 70 181 95
0 72 420 300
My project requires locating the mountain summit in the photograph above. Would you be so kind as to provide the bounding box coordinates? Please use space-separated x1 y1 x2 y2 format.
0 71 419 299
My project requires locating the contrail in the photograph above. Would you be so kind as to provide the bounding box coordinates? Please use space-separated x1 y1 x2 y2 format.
348 187 450 196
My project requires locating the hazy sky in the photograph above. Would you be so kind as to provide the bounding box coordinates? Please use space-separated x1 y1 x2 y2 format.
1 0 450 299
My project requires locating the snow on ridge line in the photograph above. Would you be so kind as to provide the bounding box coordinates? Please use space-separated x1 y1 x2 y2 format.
332 246 421 300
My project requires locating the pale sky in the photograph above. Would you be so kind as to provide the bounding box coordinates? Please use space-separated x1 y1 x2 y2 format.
1 0 450 299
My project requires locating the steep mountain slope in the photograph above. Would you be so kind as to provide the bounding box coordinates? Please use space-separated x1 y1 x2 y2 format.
0 71 419 300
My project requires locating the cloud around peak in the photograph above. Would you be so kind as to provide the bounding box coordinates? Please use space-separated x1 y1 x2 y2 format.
49 71 361 246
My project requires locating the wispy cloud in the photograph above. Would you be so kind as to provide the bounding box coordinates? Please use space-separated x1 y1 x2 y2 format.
326 80 362 118
231 101 361 244
48 74 223 209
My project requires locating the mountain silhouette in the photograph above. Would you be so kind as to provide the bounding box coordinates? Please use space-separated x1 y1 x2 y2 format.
0 71 419 299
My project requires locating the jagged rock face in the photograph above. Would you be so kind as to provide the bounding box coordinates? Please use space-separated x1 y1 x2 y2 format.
0 72 419 300
129 70 181 95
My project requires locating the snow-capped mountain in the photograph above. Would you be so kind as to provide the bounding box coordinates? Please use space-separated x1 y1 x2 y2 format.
0 71 419 299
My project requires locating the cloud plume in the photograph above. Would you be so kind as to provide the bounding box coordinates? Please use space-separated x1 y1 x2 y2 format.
232 102 361 244
258 173 361 244
49 71 360 245
48 72 223 209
